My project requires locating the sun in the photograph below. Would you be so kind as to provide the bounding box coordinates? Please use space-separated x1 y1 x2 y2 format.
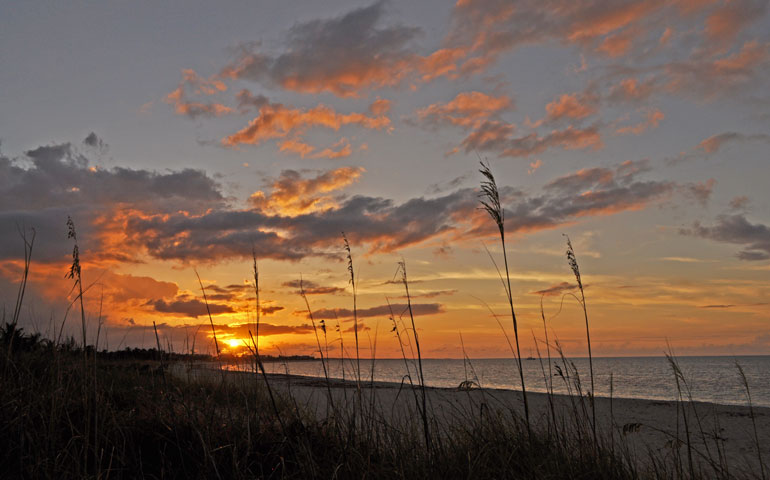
226 338 244 349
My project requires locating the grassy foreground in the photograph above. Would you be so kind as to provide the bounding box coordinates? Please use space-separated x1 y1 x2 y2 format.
0 335 643 480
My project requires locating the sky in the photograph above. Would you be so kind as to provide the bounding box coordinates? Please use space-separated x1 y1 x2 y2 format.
1 0 769 358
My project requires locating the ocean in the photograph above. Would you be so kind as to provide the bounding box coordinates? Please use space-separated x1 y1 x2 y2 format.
246 356 770 407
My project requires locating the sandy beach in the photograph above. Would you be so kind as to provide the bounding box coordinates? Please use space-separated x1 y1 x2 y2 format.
178 364 770 477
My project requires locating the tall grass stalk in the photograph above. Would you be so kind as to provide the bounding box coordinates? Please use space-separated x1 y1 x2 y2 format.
247 254 284 435
252 249 261 358
386 298 422 422
342 233 361 388
478 161 530 434
195 270 221 359
736 362 765 480
398 260 431 453
564 235 596 450
195 269 229 392
299 276 336 414
667 353 695 479
66 217 87 364
12 226 35 328
539 295 558 435
66 216 91 475
4 227 34 364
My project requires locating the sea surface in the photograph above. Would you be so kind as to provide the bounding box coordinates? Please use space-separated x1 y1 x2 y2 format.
238 356 770 407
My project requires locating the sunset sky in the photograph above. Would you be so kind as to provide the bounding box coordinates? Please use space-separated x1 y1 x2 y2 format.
1 0 769 358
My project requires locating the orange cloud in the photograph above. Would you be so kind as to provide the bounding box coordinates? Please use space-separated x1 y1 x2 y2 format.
698 134 726 153
308 138 353 160
543 92 598 122
697 131 770 153
658 27 674 46
276 57 414 97
712 40 770 74
608 77 656 103
165 87 233 118
418 47 468 81
684 178 717 206
674 0 720 14
531 281 577 297
279 138 315 158
596 28 637 57
528 159 543 175
616 109 665 135
248 166 364 216
416 91 514 128
705 0 767 46
459 120 516 151
179 69 227 95
223 103 390 147
368 98 392 115
665 40 770 97
499 125 603 158
165 69 233 119
279 137 353 160
218 2 419 97
567 2 661 42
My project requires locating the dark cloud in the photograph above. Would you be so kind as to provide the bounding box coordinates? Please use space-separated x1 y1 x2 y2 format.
220 1 421 97
681 214 770 261
427 173 473 194
396 289 457 299
301 302 444 320
150 297 235 317
662 40 770 100
0 143 222 214
698 302 768 309
235 89 270 112
729 196 750 211
683 178 716 206
488 160 674 235
260 305 285 315
698 131 770 154
119 321 315 350
531 282 578 297
282 279 345 295
0 142 223 261
214 322 314 337
83 132 107 152
0 140 696 269
125 189 478 262
125 160 682 263
343 323 372 334
454 119 603 159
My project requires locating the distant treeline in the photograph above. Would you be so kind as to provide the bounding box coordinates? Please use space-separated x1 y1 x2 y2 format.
1 322 317 363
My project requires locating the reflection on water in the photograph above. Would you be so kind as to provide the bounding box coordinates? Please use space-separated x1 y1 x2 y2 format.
229 356 770 407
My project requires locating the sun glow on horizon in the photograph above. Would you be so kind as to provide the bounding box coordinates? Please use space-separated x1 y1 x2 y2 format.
226 338 246 349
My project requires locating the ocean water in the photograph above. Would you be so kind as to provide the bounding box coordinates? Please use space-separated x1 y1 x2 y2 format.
248 356 770 407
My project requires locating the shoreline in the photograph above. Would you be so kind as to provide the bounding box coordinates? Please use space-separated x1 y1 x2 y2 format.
216 359 770 409
262 370 768 410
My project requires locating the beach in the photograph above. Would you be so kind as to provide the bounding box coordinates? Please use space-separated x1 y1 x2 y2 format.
181 364 770 477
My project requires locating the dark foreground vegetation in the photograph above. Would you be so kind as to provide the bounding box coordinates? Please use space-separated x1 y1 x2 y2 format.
2 329 638 479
